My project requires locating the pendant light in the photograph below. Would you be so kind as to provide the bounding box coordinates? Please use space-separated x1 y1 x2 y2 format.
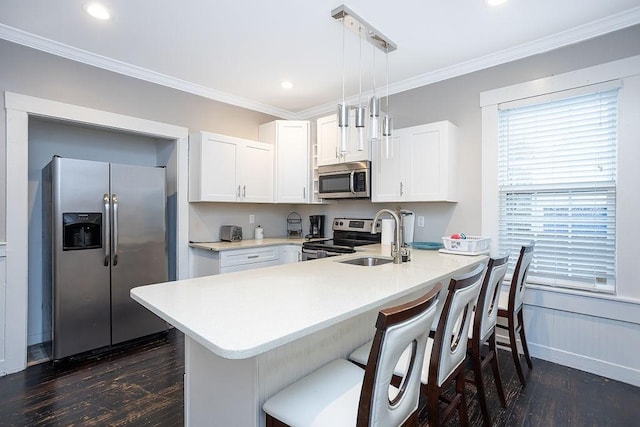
382 46 393 158
354 24 366 151
337 18 349 154
331 5 397 153
369 44 380 142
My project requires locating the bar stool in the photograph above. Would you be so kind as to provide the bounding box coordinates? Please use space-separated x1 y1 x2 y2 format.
496 242 535 387
467 254 509 427
350 264 486 427
263 283 441 427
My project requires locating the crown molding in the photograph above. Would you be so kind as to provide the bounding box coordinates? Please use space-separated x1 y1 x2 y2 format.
0 23 295 119
2 6 640 121
293 6 640 120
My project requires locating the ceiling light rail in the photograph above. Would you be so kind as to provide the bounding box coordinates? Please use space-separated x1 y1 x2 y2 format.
331 5 397 53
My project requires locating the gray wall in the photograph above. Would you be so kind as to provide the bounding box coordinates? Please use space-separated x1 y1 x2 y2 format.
0 38 278 242
378 24 640 236
3 25 640 245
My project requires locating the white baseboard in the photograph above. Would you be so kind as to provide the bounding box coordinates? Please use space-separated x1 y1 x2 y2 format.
529 342 640 387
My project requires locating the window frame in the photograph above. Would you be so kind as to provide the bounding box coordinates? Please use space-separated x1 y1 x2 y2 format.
481 55 640 300
496 87 619 293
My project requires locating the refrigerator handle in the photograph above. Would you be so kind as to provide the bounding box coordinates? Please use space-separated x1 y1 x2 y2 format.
103 193 110 266
112 194 119 266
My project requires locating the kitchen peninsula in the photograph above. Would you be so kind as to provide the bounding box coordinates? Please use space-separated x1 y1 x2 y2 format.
131 245 487 426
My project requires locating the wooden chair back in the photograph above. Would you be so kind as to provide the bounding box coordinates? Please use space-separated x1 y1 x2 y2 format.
474 254 510 343
430 264 485 387
357 283 442 427
509 243 535 312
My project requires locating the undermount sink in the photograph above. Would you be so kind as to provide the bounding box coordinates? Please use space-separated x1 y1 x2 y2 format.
339 256 393 266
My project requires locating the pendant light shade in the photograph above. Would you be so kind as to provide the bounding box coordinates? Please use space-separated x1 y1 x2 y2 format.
338 103 349 153
383 114 393 158
355 106 366 151
369 96 380 141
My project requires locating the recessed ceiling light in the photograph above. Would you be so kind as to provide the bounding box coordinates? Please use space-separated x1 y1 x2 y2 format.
485 0 508 6
84 2 111 20
281 81 294 90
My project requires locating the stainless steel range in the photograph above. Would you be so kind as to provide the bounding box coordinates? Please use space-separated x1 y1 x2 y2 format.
301 218 381 261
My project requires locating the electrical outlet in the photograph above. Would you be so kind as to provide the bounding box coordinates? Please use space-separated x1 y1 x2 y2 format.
417 216 425 227
249 214 255 224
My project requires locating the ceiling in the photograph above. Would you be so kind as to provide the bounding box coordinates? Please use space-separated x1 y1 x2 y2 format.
1 1 640 119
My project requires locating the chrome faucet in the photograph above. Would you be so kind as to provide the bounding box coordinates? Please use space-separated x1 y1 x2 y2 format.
372 209 403 264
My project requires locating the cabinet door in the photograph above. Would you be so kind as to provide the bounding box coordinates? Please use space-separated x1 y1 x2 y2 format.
200 135 239 202
371 134 404 202
276 121 309 203
239 141 274 203
405 122 456 202
280 245 302 264
344 109 371 163
317 114 340 166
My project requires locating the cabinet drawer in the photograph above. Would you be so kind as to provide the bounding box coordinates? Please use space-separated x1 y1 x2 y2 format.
220 248 280 268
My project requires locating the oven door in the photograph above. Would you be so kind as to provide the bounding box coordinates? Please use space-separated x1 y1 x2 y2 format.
301 247 331 261
318 161 370 199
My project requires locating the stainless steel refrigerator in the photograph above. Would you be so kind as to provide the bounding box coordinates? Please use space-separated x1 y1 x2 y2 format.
43 156 168 360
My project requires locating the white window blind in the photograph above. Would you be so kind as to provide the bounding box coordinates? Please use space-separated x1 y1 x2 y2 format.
498 88 618 292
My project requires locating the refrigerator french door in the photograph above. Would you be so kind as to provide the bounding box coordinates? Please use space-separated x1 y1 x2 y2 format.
44 157 167 360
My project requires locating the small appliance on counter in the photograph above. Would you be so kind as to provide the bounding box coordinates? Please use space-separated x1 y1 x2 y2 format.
220 225 243 242
307 215 325 239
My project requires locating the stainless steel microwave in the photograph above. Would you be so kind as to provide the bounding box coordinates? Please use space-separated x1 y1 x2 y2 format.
318 161 370 199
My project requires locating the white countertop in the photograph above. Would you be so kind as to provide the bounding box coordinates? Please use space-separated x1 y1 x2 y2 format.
190 237 307 251
131 245 487 360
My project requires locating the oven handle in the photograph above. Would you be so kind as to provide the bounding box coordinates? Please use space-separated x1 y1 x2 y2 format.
349 171 355 194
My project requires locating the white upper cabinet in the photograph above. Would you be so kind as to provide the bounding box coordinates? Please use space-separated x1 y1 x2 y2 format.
259 120 310 203
371 133 404 201
317 114 339 166
189 131 273 203
316 111 370 166
372 121 458 202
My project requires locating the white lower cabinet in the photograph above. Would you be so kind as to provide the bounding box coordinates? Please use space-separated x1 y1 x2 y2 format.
372 121 457 202
189 131 273 203
280 245 302 264
190 244 301 277
219 247 280 274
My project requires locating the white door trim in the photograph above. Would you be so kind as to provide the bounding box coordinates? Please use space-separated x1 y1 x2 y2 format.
2 91 189 375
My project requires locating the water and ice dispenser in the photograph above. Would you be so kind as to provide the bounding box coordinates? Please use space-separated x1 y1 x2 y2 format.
62 213 102 250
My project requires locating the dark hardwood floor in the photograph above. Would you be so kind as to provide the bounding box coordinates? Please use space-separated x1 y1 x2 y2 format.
1 328 639 426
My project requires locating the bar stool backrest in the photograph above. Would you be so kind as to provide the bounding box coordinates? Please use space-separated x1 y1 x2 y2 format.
477 255 510 343
510 243 535 312
432 264 485 387
358 283 442 426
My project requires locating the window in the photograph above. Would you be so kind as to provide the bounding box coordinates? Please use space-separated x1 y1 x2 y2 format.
497 88 618 292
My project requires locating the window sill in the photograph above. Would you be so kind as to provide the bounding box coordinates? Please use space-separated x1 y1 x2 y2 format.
520 283 640 325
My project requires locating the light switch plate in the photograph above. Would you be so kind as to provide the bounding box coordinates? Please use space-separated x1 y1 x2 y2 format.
417 216 425 227
249 214 255 224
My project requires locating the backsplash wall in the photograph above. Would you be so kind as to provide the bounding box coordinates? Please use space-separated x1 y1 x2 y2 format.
189 201 458 243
